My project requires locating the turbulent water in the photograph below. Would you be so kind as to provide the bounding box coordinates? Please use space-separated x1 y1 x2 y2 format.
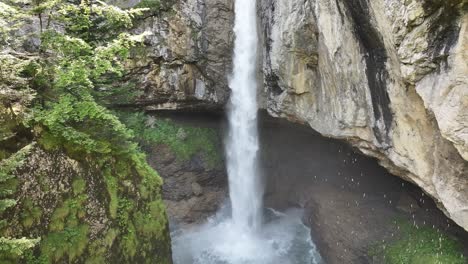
172 207 322 264
171 0 322 263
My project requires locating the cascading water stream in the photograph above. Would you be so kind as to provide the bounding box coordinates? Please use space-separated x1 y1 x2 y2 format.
226 0 262 231
171 1 322 263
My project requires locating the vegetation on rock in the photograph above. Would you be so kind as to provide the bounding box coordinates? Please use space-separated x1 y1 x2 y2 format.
0 0 171 262
118 112 223 169
370 220 466 264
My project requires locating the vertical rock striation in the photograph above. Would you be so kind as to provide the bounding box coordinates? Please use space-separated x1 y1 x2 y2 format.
126 0 234 110
258 0 468 231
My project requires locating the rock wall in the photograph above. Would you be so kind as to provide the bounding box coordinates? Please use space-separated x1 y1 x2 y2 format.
136 0 468 231
0 143 172 263
127 0 234 110
257 114 468 263
258 0 468 231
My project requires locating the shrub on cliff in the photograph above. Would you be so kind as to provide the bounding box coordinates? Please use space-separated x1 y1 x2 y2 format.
0 0 171 263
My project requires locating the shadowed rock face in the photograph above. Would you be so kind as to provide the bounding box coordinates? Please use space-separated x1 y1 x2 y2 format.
129 0 468 231
258 0 468 231
155 113 468 263
257 114 468 263
146 144 227 228
339 0 392 144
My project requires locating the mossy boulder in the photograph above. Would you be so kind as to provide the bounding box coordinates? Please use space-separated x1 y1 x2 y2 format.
0 143 172 263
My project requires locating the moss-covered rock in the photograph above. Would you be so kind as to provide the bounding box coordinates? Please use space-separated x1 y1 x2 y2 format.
0 142 172 263
369 220 466 264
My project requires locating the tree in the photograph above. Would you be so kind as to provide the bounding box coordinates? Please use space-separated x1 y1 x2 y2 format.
0 0 155 261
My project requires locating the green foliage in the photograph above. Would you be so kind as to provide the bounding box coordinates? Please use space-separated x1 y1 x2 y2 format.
135 0 161 10
1 0 170 262
20 198 43 228
0 143 33 183
49 193 87 232
119 112 223 168
0 199 16 214
0 237 40 262
134 0 175 14
85 228 118 264
133 201 166 237
72 178 86 195
370 220 466 264
121 222 138 259
36 94 135 157
40 225 89 263
0 144 33 220
0 144 39 261
104 168 119 219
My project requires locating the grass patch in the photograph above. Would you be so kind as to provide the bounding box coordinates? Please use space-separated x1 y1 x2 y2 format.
370 220 466 264
118 112 222 169
135 0 161 10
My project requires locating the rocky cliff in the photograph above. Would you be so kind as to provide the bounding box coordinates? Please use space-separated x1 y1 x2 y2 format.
259 0 468 231
136 0 468 231
125 0 234 110
0 141 171 263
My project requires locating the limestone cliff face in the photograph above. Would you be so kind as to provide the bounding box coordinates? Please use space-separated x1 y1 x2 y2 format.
138 0 468 231
127 0 234 111
259 0 468 231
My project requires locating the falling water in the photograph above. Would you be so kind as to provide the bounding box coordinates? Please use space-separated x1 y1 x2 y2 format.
226 0 262 231
171 1 322 263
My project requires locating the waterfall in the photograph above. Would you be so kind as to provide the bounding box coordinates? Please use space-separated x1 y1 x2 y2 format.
226 0 262 230
171 1 322 262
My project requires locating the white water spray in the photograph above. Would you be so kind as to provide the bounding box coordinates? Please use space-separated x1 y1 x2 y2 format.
226 0 262 231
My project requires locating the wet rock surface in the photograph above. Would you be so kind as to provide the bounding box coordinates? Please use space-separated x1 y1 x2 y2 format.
145 142 227 228
258 114 468 264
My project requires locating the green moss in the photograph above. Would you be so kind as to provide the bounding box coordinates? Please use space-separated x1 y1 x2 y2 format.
131 152 162 200
49 194 87 232
134 0 161 12
118 112 223 169
117 198 133 229
40 225 89 262
20 199 42 229
370 220 466 264
33 116 168 261
49 205 69 232
72 178 86 195
134 201 166 238
115 159 131 178
121 222 138 259
86 228 119 264
104 168 119 219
